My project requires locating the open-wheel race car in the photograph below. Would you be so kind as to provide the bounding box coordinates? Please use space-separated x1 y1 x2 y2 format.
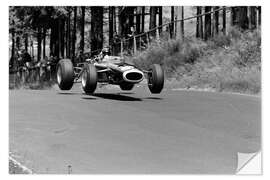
56 52 164 94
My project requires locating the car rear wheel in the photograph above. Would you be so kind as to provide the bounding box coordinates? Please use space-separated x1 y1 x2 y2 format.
57 59 74 90
147 64 164 94
81 64 97 94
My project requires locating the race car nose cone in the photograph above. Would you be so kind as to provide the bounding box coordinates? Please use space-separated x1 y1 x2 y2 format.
126 72 143 81
123 69 144 83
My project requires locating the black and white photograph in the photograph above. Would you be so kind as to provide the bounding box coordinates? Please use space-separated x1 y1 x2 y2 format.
8 3 262 175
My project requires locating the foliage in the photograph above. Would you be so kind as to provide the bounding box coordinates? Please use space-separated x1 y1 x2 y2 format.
131 28 261 94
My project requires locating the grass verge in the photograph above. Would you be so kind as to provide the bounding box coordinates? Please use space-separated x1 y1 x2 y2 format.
129 27 261 94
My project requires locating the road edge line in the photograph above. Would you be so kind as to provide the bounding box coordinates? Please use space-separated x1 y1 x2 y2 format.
9 156 33 174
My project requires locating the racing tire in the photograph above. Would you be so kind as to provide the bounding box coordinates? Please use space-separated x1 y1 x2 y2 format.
147 64 164 94
81 64 97 94
57 59 74 90
120 82 134 91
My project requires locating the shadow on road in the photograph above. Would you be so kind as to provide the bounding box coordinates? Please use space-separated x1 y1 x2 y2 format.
144 97 163 100
81 97 97 100
118 92 135 95
58 92 82 95
92 93 142 101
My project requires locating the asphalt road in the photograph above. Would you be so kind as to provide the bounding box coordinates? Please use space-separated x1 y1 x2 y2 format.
9 84 261 174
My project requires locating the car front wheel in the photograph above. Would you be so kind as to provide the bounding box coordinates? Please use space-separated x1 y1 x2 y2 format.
57 59 74 90
147 64 164 94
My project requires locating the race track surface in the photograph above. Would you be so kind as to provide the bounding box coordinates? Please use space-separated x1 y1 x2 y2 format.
9 84 261 174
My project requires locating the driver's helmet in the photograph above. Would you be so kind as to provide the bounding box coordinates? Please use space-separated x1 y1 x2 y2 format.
18 50 23 57
101 47 111 56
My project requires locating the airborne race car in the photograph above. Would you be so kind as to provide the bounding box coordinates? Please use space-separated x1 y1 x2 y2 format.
56 55 164 94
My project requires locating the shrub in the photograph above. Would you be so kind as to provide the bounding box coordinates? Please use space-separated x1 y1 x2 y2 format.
129 27 261 94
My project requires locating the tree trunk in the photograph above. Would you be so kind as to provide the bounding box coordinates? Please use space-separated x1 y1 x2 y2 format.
118 6 135 52
11 30 15 58
258 6 261 26
196 7 203 38
231 7 237 26
118 7 123 37
158 7 162 34
24 33 28 52
80 6 85 54
109 6 115 48
204 6 212 40
213 6 219 36
37 27 42 61
16 36 20 51
238 7 249 30
135 7 141 34
11 20 15 68
128 7 135 33
53 19 60 59
66 10 71 58
176 6 184 41
141 6 145 33
149 7 157 37
43 28 46 59
91 6 103 55
222 6 226 35
249 6 257 29
72 7 77 61
60 19 65 58
170 6 174 38
49 25 55 57
31 39 34 58
57 18 62 59
49 28 52 56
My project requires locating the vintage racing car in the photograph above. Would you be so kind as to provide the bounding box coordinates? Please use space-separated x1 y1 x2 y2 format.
56 54 164 94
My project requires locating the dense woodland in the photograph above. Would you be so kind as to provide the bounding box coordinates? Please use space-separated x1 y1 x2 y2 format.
9 6 261 69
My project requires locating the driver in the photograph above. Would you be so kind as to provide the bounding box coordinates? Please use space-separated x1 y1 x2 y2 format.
98 47 111 61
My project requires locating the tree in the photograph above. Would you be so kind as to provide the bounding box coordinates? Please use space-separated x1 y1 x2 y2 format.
249 6 257 29
135 7 141 34
158 7 163 34
109 6 115 48
258 6 261 26
231 7 237 26
24 33 28 52
238 7 248 30
204 6 212 40
196 7 203 38
66 7 72 58
43 28 46 58
60 18 65 58
118 7 136 36
170 6 175 38
213 6 219 36
149 6 157 37
10 19 16 68
37 27 42 61
80 6 85 54
91 7 103 55
176 6 184 41
72 7 77 61
141 6 145 33
222 6 226 35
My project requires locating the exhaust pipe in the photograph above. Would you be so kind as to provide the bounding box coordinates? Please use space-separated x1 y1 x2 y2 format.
123 69 144 83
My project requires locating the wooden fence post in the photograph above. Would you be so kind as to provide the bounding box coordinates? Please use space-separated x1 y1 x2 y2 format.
133 36 137 54
156 28 160 44
146 32 150 46
120 39 123 56
139 36 142 51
